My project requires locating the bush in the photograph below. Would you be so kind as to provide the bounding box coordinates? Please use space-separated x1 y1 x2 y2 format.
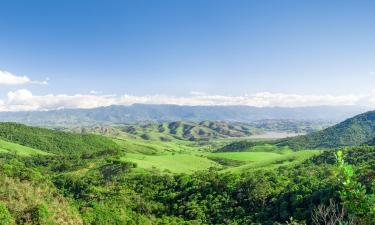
0 202 13 225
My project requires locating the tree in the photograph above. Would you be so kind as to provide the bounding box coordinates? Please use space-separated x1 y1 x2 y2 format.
0 202 13 225
336 150 375 224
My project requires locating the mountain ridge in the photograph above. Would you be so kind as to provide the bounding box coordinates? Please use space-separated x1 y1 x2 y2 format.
0 104 369 126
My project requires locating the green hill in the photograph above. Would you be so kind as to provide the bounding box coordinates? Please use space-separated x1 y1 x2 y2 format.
276 110 375 149
0 123 119 155
0 139 50 156
71 119 329 142
121 121 260 141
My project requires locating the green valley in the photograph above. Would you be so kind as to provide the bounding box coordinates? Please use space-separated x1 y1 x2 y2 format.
1 111 375 224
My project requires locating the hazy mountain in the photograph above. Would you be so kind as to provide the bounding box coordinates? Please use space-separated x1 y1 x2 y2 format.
0 104 370 126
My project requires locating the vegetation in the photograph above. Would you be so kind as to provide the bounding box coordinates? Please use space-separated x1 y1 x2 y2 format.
336 150 375 224
277 110 375 149
0 123 119 155
0 115 375 224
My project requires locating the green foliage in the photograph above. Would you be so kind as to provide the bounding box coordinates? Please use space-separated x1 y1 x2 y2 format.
215 140 265 152
0 156 83 224
3 120 375 224
336 150 375 224
0 202 13 225
0 122 119 155
31 204 56 225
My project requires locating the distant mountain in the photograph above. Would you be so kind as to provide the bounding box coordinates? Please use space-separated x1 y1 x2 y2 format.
0 104 369 126
277 110 375 149
75 121 261 141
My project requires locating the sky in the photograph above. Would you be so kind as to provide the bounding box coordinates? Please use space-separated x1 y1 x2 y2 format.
1 0 375 111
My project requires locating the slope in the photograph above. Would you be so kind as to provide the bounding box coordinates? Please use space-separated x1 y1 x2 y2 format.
276 110 375 149
0 123 119 155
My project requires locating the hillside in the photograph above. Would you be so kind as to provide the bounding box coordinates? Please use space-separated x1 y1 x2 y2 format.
0 156 83 224
0 123 119 155
121 121 258 141
276 110 375 149
61 120 332 143
0 104 368 126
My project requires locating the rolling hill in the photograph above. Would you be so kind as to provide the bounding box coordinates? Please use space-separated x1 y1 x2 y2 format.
120 121 259 141
59 120 332 142
276 110 375 149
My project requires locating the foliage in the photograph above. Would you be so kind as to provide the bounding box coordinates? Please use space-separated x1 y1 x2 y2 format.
0 202 13 225
0 122 119 155
336 150 375 224
2 120 375 224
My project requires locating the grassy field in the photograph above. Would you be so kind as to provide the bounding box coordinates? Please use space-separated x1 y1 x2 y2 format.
122 153 220 174
209 151 284 161
115 135 323 174
113 137 206 155
0 139 50 156
209 149 322 173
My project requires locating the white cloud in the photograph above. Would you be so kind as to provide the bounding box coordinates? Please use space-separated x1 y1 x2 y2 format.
1 89 375 112
190 91 207 96
89 90 102 94
0 70 48 85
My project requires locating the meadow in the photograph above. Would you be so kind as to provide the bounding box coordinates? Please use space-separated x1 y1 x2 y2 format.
114 134 322 173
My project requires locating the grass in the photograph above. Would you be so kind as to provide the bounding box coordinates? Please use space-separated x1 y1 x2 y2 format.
122 153 220 174
0 139 50 156
112 137 207 155
210 149 322 173
208 151 283 162
114 135 322 174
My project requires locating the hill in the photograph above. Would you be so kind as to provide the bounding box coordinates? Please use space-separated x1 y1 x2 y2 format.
60 120 332 143
0 139 50 156
0 104 368 126
0 123 119 155
119 121 259 141
276 110 375 149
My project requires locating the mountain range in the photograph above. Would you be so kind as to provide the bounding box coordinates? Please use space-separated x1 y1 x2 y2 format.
0 104 369 126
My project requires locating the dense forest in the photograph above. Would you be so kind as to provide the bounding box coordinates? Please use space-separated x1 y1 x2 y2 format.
1 146 375 224
0 123 119 155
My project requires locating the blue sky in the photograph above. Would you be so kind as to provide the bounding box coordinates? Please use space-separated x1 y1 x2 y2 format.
1 0 375 110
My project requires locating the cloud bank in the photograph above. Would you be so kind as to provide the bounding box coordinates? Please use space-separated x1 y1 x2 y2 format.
1 89 375 112
0 70 48 85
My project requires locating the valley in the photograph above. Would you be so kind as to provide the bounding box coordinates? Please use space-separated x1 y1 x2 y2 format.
1 110 375 224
